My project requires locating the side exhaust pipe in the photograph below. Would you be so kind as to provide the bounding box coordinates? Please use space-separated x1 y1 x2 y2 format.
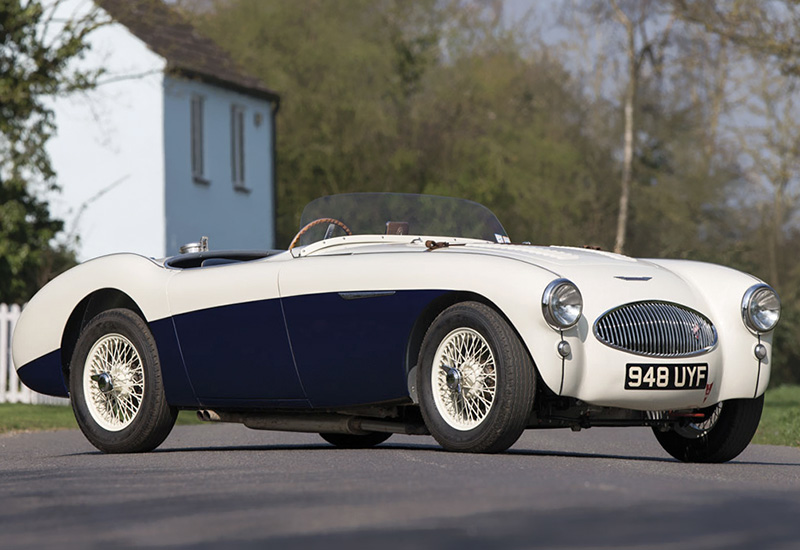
196 410 428 436
196 410 222 422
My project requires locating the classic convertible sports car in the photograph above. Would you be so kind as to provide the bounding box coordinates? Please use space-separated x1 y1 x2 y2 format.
12 193 780 462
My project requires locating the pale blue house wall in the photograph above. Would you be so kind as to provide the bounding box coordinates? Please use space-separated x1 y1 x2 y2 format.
163 75 275 255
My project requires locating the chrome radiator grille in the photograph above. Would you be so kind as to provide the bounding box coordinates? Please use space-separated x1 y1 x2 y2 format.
593 302 717 357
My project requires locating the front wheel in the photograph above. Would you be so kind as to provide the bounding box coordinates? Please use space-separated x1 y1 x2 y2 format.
70 309 177 453
652 396 764 463
417 302 536 453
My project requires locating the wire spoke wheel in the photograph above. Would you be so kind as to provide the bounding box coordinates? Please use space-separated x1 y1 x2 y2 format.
83 334 145 431
432 328 497 430
71 309 177 453
418 302 535 453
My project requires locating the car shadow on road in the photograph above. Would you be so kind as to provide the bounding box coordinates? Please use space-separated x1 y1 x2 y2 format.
504 447 800 466
63 441 800 466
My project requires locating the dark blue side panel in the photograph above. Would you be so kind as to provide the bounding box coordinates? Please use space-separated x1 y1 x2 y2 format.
150 318 200 407
282 290 446 408
16 350 68 397
172 299 306 401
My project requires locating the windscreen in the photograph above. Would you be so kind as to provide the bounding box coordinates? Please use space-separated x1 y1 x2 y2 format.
296 193 509 247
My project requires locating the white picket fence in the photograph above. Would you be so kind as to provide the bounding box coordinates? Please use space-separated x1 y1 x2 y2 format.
1 303 69 405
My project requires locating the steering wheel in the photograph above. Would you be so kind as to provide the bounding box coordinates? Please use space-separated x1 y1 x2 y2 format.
288 218 353 250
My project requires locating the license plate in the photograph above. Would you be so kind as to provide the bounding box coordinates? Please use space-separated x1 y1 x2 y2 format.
625 364 708 390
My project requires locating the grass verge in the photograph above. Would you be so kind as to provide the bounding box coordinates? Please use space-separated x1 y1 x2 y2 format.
1 386 798 447
753 384 800 447
0 404 203 435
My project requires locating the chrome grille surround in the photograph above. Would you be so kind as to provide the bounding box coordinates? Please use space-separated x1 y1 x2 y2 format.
593 301 717 358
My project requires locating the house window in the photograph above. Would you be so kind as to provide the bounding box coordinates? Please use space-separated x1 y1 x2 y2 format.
231 104 246 190
190 95 206 183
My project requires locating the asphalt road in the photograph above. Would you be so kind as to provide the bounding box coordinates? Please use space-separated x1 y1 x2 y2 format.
2 424 800 549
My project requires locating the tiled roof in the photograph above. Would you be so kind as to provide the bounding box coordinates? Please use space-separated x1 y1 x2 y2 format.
99 0 279 103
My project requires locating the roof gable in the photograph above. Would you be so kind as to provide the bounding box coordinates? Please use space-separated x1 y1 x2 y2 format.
99 0 279 103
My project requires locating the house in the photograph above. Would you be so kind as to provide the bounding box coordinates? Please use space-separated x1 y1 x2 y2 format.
48 0 280 260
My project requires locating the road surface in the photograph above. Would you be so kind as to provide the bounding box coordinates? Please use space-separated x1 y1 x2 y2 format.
2 424 800 549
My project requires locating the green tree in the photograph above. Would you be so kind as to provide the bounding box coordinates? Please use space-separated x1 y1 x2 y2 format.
0 0 106 303
412 47 618 246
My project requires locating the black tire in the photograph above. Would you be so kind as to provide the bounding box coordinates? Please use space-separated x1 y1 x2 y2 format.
417 301 535 453
319 432 392 448
69 308 178 453
652 396 764 463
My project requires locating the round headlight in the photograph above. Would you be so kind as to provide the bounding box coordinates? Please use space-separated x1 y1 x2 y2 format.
742 284 781 333
542 279 583 330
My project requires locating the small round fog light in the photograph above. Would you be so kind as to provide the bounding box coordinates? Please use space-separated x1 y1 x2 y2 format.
754 344 767 361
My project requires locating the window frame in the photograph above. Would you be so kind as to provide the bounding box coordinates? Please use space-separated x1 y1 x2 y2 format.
230 104 248 192
190 94 208 185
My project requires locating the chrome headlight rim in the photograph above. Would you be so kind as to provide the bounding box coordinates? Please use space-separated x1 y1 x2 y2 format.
741 283 781 334
542 278 583 331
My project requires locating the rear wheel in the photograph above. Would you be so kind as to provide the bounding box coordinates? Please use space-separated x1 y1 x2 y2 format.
652 396 764 463
319 432 391 448
70 309 177 453
417 302 535 453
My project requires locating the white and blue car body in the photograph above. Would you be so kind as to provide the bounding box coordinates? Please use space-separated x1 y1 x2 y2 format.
12 193 780 461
